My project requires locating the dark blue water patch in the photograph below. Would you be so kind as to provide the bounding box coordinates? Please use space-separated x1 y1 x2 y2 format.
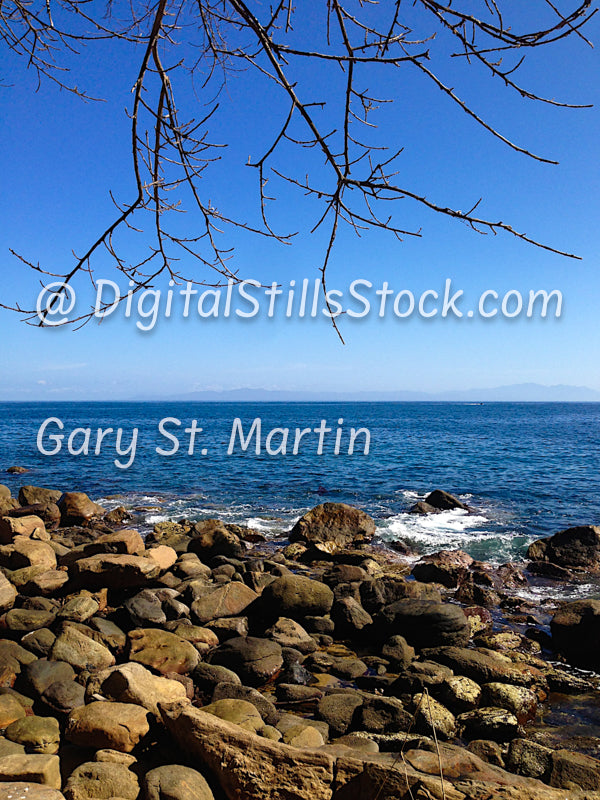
0 401 598 561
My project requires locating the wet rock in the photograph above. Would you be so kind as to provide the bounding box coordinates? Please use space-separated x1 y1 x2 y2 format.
424 490 469 511
437 675 481 714
497 563 528 589
66 701 149 752
261 575 334 619
391 660 454 695
0 754 61 788
330 657 367 680
549 748 600 790
378 600 470 650
275 684 322 704
127 628 199 675
411 550 474 589
191 582 258 625
210 637 282 687
63 761 139 800
5 717 60 755
144 764 215 800
288 503 376 551
425 646 544 688
457 707 520 742
201 698 263 733
57 493 105 526
481 683 538 723
528 525 600 572
409 501 439 515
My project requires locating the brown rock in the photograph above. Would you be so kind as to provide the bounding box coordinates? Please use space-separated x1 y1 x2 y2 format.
63 760 139 800
18 488 62 507
127 628 199 675
57 493 105 526
144 764 215 800
289 503 376 550
66 701 149 752
71 553 160 589
0 516 46 545
528 526 600 571
191 582 258 625
0 754 61 788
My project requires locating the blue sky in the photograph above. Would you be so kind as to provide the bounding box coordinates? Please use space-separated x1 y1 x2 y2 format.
1 2 599 399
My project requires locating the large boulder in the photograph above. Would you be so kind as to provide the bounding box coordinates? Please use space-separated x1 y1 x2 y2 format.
71 553 160 589
527 526 600 572
424 490 469 511
411 550 474 588
189 520 244 560
261 575 333 619
18 487 62 507
289 503 375 551
551 599 600 668
8 504 61 531
424 646 545 688
66 701 149 752
57 492 105 526
378 600 470 650
210 637 283 686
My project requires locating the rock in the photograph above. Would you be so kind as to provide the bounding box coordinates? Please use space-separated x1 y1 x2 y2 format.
145 545 178 571
6 466 28 474
288 503 376 550
425 646 544 687
127 628 199 675
9 505 61 532
18 488 62 507
412 550 474 588
409 501 440 515
202 698 263 732
124 589 167 627
457 707 520 742
355 695 412 735
481 682 538 723
93 749 137 765
275 684 322 704
282 725 324 748
210 637 283 687
25 659 76 696
527 525 600 571
0 537 56 571
144 764 215 800
330 657 367 680
549 748 600 790
265 618 317 654
60 531 145 568
424 490 469 511
5 717 60 755
378 600 470 650
71 553 160 589
0 754 61 788
468 739 505 767
57 595 100 624
41 680 85 715
330 597 372 635
189 520 244 560
63 761 139 800
317 693 363 737
192 663 242 693
261 575 334 619
0 695 27 727
212 683 279 726
191 582 258 625
88 618 127 651
551 599 600 668
57 493 105 526
168 623 219 655
66 701 149 752
507 738 552 780
103 506 131 527
96 662 187 716
19 570 69 597
438 675 481 714
0 516 47 545
0 573 17 613
5 608 56 633
381 635 415 669
49 625 115 671
322 565 368 586
0 785 65 800
413 693 456 739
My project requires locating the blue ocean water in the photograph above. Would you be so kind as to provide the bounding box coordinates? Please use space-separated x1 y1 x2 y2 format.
0 402 598 567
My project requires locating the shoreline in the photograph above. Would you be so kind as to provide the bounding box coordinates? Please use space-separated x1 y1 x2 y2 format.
1 482 600 797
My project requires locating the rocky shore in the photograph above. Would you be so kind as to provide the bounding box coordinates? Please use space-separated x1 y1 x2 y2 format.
0 481 600 799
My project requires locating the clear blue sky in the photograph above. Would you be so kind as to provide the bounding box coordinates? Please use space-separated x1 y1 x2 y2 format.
1 3 599 400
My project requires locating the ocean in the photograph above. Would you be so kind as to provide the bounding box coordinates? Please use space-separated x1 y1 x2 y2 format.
0 401 598 571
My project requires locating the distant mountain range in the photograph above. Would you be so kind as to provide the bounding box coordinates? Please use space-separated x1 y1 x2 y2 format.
165 383 600 402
